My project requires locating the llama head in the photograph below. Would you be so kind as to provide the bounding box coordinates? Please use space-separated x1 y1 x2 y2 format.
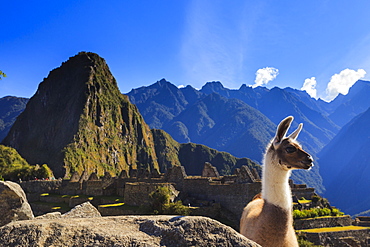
271 116 313 171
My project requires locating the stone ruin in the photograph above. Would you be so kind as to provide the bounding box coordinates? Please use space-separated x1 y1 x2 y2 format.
202 162 219 178
20 162 315 221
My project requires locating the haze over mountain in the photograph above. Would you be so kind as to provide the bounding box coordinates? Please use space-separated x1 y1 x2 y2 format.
328 80 370 127
319 106 370 215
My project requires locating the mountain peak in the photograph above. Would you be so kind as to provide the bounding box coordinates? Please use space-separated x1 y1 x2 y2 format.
200 81 225 93
2 52 159 178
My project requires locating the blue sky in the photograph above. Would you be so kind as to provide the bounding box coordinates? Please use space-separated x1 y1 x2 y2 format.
2 1 370 101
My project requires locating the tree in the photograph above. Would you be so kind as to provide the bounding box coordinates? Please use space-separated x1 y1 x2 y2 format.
0 70 6 79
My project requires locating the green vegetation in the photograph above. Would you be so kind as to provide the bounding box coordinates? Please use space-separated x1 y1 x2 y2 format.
298 197 312 204
0 70 6 79
293 208 344 220
296 232 323 247
0 145 53 180
62 53 159 177
149 185 190 216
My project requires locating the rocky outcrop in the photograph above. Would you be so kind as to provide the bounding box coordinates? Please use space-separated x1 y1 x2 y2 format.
62 201 101 218
202 162 220 178
35 201 101 220
0 215 260 246
0 181 34 227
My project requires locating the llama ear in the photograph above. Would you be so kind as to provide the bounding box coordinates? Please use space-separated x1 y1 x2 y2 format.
274 116 293 144
288 123 303 140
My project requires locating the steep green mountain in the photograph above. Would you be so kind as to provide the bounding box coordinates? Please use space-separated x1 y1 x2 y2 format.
0 97 28 142
2 52 159 178
319 106 370 215
151 129 261 176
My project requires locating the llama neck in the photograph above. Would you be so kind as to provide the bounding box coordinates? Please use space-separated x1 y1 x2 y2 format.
261 153 293 211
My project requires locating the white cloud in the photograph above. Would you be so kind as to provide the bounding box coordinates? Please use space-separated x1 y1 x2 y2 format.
325 68 366 101
177 84 185 89
252 67 279 88
301 77 317 99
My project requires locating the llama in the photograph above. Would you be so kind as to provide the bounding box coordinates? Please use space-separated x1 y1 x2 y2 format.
240 116 313 247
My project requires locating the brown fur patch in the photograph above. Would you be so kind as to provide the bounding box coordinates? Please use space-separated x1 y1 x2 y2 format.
240 199 298 247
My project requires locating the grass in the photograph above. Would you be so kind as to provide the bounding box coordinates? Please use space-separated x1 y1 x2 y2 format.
97 203 142 212
40 193 73 198
40 193 124 202
98 202 125 208
300 225 369 233
298 199 312 204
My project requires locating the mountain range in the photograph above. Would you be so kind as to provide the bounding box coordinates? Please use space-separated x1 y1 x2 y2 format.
2 52 370 215
127 79 370 201
0 52 258 179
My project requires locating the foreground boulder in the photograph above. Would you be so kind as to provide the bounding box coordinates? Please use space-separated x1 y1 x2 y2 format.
35 201 101 220
62 201 101 218
0 215 260 246
0 181 34 227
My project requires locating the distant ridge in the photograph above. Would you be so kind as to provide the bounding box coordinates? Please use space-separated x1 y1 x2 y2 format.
0 96 28 142
127 80 333 192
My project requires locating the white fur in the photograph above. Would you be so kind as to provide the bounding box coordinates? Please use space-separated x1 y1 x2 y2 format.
261 145 293 210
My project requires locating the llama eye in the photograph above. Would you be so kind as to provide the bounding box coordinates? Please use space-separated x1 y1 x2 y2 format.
285 146 297 153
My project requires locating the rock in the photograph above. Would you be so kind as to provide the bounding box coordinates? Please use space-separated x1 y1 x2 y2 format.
62 201 101 218
36 212 62 220
202 162 220 178
0 181 34 227
0 215 260 246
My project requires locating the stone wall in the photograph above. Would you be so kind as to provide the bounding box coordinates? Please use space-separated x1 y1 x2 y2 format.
294 216 352 230
20 180 62 194
19 165 315 221
182 178 261 218
291 187 315 200
82 180 103 196
123 182 178 206
304 228 370 246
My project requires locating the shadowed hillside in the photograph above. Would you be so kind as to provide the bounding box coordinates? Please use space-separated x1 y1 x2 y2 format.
319 106 370 215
